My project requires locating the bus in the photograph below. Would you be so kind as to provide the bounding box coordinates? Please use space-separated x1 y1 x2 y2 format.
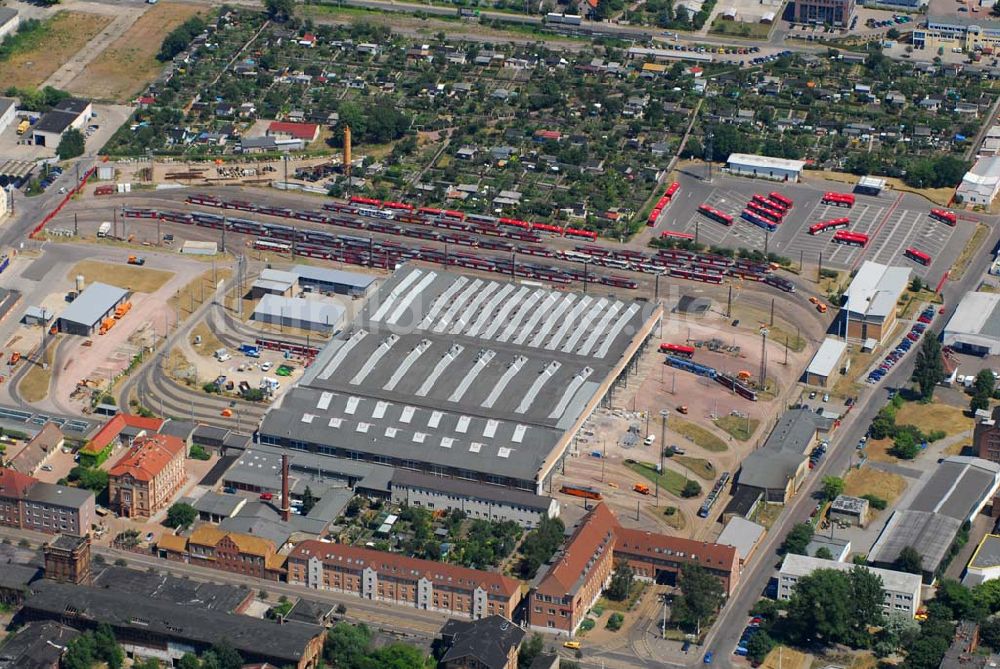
822 192 855 208
660 342 695 358
660 230 696 240
560 484 603 500
741 210 778 232
254 239 293 253
565 227 598 241
832 230 869 247
808 217 850 235
768 192 793 209
746 201 783 223
904 247 932 266
664 182 680 199
647 208 662 226
929 209 957 226
697 204 734 226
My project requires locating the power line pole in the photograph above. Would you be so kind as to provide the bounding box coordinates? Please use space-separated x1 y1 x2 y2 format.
770 298 775 327
705 131 714 182
726 285 732 318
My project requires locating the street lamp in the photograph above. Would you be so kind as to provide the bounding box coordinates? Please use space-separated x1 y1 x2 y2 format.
658 410 669 505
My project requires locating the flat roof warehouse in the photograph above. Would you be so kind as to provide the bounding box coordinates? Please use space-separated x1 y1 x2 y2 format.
259 266 661 492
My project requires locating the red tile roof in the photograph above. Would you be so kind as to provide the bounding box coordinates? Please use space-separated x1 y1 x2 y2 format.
289 540 521 598
534 503 617 597
108 434 184 482
267 121 319 141
82 414 164 455
614 526 739 572
0 467 38 499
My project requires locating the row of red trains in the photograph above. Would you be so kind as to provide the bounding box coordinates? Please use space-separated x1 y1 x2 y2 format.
187 193 599 242
122 205 640 289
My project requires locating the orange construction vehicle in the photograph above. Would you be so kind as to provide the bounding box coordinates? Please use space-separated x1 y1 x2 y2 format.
8 352 20 365
816 303 828 314
98 317 116 335
633 483 651 495
114 301 132 319
677 405 689 414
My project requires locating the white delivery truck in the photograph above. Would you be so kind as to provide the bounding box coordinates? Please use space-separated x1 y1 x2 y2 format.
97 221 112 238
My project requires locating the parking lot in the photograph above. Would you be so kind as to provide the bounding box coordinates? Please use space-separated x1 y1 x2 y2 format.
658 174 975 279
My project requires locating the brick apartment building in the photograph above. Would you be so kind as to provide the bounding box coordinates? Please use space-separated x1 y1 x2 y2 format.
527 503 741 636
0 468 95 536
78 413 165 467
157 525 286 581
108 434 186 518
287 541 523 620
976 407 1000 464
527 503 617 635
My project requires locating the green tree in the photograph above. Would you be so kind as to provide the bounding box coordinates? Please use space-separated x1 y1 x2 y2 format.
325 622 372 668
911 276 924 292
935 580 984 621
209 641 243 669
850 566 887 631
912 334 945 401
369 643 429 668
681 480 702 498
177 654 202 669
747 630 776 664
301 486 317 516
904 632 951 669
980 616 1000 650
518 633 544 669
166 502 197 529
781 522 814 556
63 632 97 669
57 128 85 160
94 622 124 669
815 547 835 560
606 561 634 601
76 467 109 492
786 569 853 645
894 546 923 574
671 564 725 631
518 516 566 578
265 0 295 21
821 476 844 501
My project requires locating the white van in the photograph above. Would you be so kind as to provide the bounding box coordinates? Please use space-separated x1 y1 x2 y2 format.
644 434 656 446
215 348 230 362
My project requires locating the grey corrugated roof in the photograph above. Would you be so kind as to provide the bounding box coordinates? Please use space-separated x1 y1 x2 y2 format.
253 294 344 327
23 581 322 665
57 282 127 327
193 491 245 517
440 616 525 669
970 534 1000 569
0 9 17 27
91 565 249 612
908 456 1000 522
292 265 376 289
24 482 92 508
738 408 826 490
0 621 79 669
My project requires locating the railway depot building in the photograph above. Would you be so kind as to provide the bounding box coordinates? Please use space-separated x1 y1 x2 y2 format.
841 261 910 345
55 282 129 336
258 266 661 494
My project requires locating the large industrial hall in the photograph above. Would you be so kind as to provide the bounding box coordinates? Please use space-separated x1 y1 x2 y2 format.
259 266 662 493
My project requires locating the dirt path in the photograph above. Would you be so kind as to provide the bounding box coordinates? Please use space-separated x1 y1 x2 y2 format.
41 2 146 91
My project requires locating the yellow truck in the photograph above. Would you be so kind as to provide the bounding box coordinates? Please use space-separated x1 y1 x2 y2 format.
16 120 29 135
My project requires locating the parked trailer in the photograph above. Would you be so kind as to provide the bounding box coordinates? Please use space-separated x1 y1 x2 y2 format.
664 355 717 379
660 343 695 358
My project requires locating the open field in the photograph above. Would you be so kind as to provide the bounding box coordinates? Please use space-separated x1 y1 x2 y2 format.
709 18 773 38
170 269 232 317
714 415 760 441
843 466 907 504
951 223 991 281
68 2 206 101
674 455 717 480
624 459 689 497
672 419 728 452
895 401 972 438
190 321 224 357
761 646 811 669
0 12 112 90
18 342 55 404
864 437 897 463
68 261 173 294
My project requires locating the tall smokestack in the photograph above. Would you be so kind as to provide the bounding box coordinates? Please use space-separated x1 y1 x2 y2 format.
281 454 291 522
343 125 352 180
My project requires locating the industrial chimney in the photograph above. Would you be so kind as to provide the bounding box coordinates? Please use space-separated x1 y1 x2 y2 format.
343 125 352 180
280 453 291 522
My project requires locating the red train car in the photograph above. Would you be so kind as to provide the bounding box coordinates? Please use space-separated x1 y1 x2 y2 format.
659 343 695 358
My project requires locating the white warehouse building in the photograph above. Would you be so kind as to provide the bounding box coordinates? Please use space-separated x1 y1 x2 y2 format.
943 291 1000 356
726 153 807 182
956 156 1000 206
778 554 923 617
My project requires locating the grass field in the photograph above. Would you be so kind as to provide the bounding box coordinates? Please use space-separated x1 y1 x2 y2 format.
843 466 907 504
0 12 112 90
673 419 728 452
714 415 760 441
171 269 232 317
18 342 55 404
673 455 717 480
190 321 224 357
760 646 811 669
709 18 773 38
951 223 990 281
68 261 173 294
67 2 205 101
895 400 972 438
624 460 689 497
